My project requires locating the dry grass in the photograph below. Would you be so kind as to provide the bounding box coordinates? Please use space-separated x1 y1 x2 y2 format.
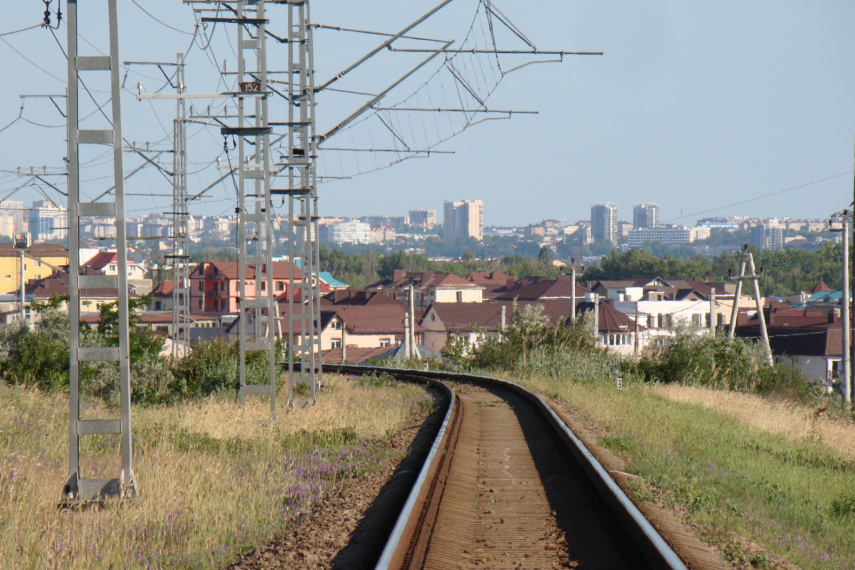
0 374 430 569
653 384 855 461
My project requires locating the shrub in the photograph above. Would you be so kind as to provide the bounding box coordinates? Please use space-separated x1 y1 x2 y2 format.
169 337 240 398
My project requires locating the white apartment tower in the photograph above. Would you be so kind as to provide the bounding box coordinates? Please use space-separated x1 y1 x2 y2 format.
443 200 484 241
29 200 68 242
590 203 618 244
633 203 660 229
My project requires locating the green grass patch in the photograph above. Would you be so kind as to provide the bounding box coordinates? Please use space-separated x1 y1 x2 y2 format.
516 376 855 569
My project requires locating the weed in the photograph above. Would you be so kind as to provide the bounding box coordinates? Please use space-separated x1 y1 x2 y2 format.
831 495 855 518
599 434 637 456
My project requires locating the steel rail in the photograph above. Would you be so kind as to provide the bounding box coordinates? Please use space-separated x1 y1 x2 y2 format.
325 364 687 570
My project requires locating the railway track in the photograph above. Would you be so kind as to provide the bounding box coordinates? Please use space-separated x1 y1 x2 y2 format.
326 365 687 570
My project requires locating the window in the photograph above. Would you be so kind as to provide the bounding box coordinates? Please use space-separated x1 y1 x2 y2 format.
456 291 463 302
276 282 284 292
199 300 203 309
331 320 341 330
380 338 391 348
5 275 9 280
331 339 342 349
260 281 266 291
221 300 227 310
198 281 203 291
221 282 226 291
692 314 702 326
34 260 40 268
155 301 162 310
35 274 40 280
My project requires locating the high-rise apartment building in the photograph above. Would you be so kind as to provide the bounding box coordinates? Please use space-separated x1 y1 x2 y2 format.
633 203 660 229
0 200 26 238
443 200 483 241
750 224 784 251
590 203 617 244
408 209 437 230
29 200 68 242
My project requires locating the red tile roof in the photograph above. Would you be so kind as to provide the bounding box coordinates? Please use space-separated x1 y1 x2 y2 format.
321 289 405 307
808 281 833 294
190 261 303 280
25 271 139 298
737 315 841 357
331 304 419 335
83 251 141 271
494 276 589 301
0 243 68 259
423 299 638 334
152 280 174 297
368 271 482 291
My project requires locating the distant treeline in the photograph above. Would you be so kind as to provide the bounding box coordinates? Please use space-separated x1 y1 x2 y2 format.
320 242 843 297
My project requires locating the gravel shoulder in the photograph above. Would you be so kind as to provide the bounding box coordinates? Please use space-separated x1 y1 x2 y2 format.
228 387 448 570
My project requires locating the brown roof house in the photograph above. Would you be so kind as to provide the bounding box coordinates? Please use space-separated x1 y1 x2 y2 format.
366 270 484 308
736 309 843 393
189 260 306 315
420 298 646 356
494 275 590 302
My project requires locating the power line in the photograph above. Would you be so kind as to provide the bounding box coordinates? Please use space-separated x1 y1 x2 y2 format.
0 35 65 83
129 0 195 36
663 170 855 223
0 24 42 38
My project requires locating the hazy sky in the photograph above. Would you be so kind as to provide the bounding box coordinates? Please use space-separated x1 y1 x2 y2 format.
0 1 853 228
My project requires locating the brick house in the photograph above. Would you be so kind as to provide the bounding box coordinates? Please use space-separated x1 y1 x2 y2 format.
189 261 305 314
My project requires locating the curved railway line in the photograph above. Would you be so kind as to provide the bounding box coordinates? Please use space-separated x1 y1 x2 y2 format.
325 365 688 570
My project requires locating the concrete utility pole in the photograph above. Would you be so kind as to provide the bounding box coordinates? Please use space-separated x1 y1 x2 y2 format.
591 293 600 344
709 287 717 337
408 283 420 359
565 258 584 327
62 0 136 505
727 249 748 338
569 259 580 326
14 233 29 322
403 314 411 359
727 246 773 366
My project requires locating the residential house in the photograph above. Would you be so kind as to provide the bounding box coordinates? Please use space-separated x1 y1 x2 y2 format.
83 251 147 281
321 289 407 308
592 278 753 340
736 309 842 392
189 261 305 314
24 270 139 314
151 279 174 311
494 275 590 302
319 304 421 351
226 301 417 354
464 271 515 299
0 243 68 296
366 270 484 308
420 298 646 356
